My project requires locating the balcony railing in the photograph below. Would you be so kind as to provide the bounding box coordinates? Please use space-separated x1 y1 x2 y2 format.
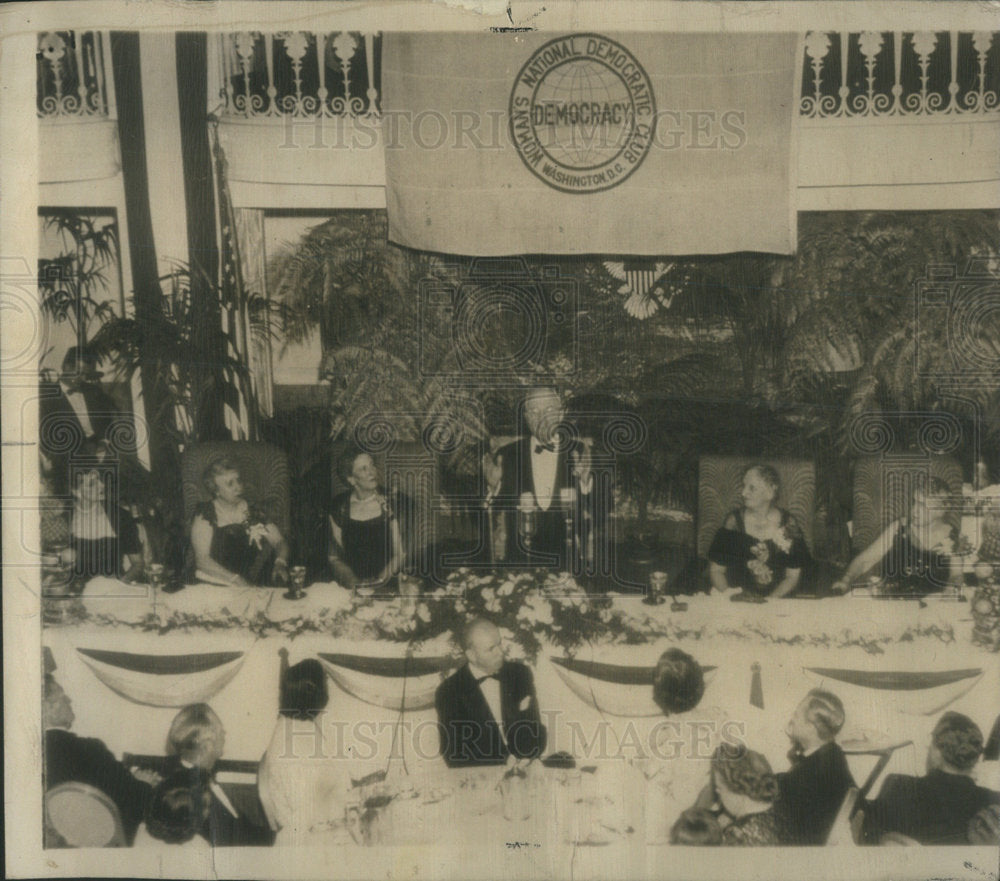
802 31 998 118
216 32 380 119
37 31 112 119
38 31 998 123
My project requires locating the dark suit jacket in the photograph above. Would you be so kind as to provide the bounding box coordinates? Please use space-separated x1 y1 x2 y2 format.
39 380 126 496
161 756 274 847
39 381 119 454
435 661 546 767
45 727 152 844
492 436 610 571
862 769 1000 845
775 741 855 845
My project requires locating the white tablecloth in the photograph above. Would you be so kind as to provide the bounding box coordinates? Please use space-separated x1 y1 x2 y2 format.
43 580 1000 857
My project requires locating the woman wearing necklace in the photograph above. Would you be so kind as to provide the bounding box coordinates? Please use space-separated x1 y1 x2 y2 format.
70 466 145 582
832 476 959 596
190 459 289 587
707 464 810 598
328 450 403 590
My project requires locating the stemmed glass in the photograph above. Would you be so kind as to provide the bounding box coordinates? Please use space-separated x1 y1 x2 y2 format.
284 565 308 600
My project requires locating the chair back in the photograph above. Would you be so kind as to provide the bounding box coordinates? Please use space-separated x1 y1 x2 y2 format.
851 455 962 554
696 456 816 558
45 782 126 847
182 442 291 537
825 786 860 846
331 440 439 568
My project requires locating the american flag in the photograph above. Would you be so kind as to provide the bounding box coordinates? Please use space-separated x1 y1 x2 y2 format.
210 119 260 441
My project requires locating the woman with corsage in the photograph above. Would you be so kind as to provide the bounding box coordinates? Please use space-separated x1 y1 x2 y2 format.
191 459 289 587
832 476 959 596
707 464 810 598
328 450 403 590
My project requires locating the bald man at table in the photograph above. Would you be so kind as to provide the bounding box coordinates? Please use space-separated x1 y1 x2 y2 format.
435 619 547 768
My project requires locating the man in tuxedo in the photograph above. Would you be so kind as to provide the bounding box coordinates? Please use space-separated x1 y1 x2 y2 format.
483 387 608 572
775 688 855 845
435 619 546 767
39 346 122 496
861 712 1000 845
164 703 273 846
43 674 152 844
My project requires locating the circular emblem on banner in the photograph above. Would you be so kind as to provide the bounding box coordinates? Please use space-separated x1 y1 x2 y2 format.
509 34 656 194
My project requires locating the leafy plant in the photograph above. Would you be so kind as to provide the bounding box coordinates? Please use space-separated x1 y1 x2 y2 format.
89 264 275 571
38 210 120 350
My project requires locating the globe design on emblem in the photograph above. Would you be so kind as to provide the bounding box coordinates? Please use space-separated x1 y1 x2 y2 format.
531 59 634 170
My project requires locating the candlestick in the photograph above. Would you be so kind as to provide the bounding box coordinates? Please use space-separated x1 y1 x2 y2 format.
518 493 538 554
560 487 577 570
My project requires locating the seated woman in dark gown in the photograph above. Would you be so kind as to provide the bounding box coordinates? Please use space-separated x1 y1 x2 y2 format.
707 464 810 598
832 476 959 596
190 459 289 587
70 466 144 582
328 450 403 589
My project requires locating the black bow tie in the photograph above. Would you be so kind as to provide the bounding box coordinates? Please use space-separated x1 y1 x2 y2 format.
476 673 499 684
534 443 556 454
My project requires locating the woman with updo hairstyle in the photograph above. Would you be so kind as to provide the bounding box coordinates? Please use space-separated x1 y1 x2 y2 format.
68 439 145 583
833 475 960 596
134 767 213 849
861 711 1000 845
190 458 289 587
328 449 403 589
673 743 783 846
652 648 705 715
258 658 354 845
708 464 810 597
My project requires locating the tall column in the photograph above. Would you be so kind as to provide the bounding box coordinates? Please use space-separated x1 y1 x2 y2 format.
108 32 176 480
176 32 228 440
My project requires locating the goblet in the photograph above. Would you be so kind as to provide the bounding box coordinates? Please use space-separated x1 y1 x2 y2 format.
284 565 308 600
643 570 668 605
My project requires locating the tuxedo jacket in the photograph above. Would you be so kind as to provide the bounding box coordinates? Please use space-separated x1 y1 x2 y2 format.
39 381 120 456
775 741 855 845
39 380 124 496
161 756 274 847
435 661 546 767
491 436 610 569
44 728 152 844
862 769 1000 845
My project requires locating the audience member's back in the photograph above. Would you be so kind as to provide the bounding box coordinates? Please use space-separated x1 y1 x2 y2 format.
862 712 1000 845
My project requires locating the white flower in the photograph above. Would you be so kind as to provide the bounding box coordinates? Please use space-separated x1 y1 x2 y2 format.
416 603 431 623
355 604 381 622
527 599 553 625
247 523 269 548
497 579 516 597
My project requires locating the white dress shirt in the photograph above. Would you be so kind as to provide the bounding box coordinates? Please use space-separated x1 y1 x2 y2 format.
180 759 238 818
72 502 116 540
530 444 559 511
468 662 506 746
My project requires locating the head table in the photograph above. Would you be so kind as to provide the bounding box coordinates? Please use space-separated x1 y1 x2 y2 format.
42 572 999 876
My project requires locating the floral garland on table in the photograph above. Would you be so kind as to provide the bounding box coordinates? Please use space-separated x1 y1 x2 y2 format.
350 570 660 663
41 570 964 660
